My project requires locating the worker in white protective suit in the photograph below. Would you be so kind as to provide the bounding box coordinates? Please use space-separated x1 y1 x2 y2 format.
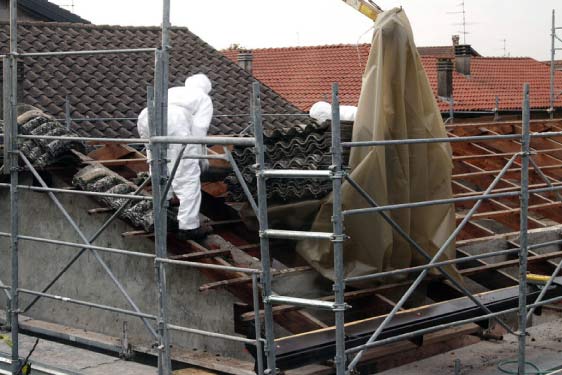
137 73 214 240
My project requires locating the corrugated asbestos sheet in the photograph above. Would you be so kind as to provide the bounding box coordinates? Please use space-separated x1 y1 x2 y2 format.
0 109 85 169
226 121 353 203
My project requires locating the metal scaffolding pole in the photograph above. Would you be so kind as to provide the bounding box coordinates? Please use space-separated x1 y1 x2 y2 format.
346 148 518 372
153 2 172 371
330 83 347 375
518 83 531 375
4 1 20 373
551 10 556 119
253 81 277 374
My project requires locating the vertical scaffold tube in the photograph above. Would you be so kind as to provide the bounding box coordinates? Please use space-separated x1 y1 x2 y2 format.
331 83 347 375
6 0 20 373
253 81 277 374
152 56 172 375
517 83 531 375
550 10 556 120
153 1 172 373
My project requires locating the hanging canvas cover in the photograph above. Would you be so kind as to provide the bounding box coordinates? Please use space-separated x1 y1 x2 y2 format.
296 8 458 283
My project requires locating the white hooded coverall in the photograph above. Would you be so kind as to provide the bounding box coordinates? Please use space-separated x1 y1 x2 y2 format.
137 73 214 230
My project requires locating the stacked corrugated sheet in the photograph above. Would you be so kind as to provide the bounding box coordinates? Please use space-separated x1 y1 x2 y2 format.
73 164 155 232
0 108 85 170
226 121 353 203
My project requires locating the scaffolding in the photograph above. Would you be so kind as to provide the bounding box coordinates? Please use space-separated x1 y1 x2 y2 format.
551 9 562 119
2 1 562 375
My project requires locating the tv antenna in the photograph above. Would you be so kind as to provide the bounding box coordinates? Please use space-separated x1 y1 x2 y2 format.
447 1 469 44
500 38 509 57
55 0 75 12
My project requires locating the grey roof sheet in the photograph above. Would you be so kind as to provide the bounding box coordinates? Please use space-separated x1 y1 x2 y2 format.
0 21 313 138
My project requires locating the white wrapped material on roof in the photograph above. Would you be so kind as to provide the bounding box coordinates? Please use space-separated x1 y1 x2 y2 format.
309 101 357 124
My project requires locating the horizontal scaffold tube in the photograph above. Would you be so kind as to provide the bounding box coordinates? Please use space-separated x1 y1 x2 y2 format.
344 294 562 354
344 185 562 216
167 324 257 345
0 232 155 259
17 288 157 320
0 183 152 200
150 135 256 146
342 131 562 148
267 295 339 311
261 170 332 179
261 229 333 240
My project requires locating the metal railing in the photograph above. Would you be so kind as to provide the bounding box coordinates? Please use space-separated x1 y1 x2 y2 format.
0 1 267 374
2 1 562 375
250 79 562 375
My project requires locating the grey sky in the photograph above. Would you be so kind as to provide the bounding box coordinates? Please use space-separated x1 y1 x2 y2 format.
53 0 560 61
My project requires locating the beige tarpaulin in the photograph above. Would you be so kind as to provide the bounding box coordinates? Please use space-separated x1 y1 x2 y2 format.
296 8 458 283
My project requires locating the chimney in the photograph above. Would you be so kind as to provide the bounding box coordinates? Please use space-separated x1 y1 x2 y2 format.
0 60 24 120
452 35 460 47
237 50 253 74
454 44 471 76
437 58 453 98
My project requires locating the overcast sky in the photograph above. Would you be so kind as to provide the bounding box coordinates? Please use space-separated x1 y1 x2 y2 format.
52 0 560 61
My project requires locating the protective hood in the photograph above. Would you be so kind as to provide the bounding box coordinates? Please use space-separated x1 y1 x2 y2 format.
185 73 212 95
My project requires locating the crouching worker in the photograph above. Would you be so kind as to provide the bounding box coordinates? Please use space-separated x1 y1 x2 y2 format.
137 73 214 240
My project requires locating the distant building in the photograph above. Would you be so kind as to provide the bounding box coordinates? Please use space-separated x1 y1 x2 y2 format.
223 38 561 115
0 0 90 23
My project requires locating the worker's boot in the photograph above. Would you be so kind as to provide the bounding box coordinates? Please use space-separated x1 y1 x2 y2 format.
177 226 212 241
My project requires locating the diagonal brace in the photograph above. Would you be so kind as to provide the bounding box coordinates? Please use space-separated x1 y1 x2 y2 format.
19 152 158 339
345 174 515 335
528 156 562 203
224 146 259 217
346 154 518 372
22 176 152 314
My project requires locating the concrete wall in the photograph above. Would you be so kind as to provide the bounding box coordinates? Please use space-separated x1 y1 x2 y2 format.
0 174 248 361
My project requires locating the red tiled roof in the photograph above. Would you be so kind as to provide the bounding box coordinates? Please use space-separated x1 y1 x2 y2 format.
223 45 562 113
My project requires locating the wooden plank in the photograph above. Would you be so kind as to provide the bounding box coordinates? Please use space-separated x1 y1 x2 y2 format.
174 370 218 375
284 365 333 375
240 280 433 322
170 249 232 261
199 266 311 291
456 248 518 289
460 249 562 276
358 324 481 372
122 230 153 238
88 143 136 161
195 235 328 333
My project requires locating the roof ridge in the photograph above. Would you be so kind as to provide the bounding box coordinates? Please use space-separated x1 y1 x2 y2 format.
19 0 90 23
223 43 372 52
472 56 533 60
0 20 190 32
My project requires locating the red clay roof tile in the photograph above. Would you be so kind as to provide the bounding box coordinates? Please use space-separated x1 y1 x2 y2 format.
223 45 562 113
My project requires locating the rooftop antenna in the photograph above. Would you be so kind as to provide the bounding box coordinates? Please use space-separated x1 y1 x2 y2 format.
55 0 75 12
500 38 508 57
447 1 469 44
